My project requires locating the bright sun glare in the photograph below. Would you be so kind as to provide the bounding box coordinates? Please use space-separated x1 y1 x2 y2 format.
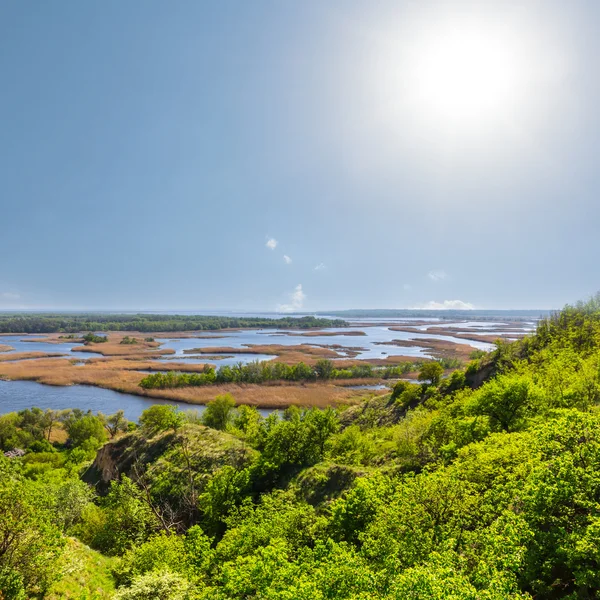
366 7 564 153
408 26 520 127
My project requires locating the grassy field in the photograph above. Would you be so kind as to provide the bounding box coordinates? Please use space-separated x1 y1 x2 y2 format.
47 538 116 600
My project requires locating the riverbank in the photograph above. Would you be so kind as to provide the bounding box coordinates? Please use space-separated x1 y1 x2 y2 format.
0 357 379 408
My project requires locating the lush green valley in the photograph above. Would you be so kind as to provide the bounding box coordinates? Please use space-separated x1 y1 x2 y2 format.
4 297 600 598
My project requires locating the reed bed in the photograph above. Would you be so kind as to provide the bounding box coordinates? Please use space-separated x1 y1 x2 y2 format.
0 357 366 408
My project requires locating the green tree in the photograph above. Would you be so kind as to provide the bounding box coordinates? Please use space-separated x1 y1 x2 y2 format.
314 359 334 380
0 457 65 596
201 394 236 431
85 476 159 556
418 362 444 386
63 412 107 449
467 375 538 432
17 407 58 442
113 570 192 600
139 405 184 435
102 409 129 438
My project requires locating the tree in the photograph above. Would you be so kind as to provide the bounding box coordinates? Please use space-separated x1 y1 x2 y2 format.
62 411 107 449
315 359 334 380
0 414 26 451
139 405 184 435
87 477 159 555
201 394 236 431
102 409 129 438
0 458 65 595
113 570 192 600
17 407 58 441
467 375 537 432
418 362 444 386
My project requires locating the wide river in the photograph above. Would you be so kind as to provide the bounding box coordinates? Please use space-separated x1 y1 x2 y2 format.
0 318 528 419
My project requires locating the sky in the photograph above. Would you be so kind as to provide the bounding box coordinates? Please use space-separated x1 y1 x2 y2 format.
1 0 599 312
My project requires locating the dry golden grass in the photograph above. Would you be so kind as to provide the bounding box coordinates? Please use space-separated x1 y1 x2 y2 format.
85 358 216 372
0 357 368 408
73 335 174 358
0 344 13 353
182 343 355 364
49 426 68 444
376 338 475 361
21 336 84 345
387 324 530 345
140 382 365 408
0 351 67 362
333 355 426 368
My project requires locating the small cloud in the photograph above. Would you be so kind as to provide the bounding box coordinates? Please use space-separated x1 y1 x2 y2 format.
266 238 278 250
428 270 447 282
283 255 292 264
418 300 475 310
403 283 412 291
314 263 326 271
1 292 20 300
277 284 306 312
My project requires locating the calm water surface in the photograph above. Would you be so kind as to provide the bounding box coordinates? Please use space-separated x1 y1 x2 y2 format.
0 335 102 359
154 325 495 362
0 380 272 421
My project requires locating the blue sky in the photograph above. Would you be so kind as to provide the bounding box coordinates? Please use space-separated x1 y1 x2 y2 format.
1 1 599 311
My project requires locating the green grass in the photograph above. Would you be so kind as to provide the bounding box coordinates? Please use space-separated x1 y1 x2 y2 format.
47 538 116 600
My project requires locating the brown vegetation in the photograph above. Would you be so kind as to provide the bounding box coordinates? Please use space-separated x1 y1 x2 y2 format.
181 343 356 363
0 357 366 408
72 333 173 358
85 358 217 372
375 338 476 361
388 323 531 345
0 344 13 353
0 351 67 362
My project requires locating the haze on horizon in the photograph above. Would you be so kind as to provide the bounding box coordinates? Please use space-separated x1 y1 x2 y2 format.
1 1 598 313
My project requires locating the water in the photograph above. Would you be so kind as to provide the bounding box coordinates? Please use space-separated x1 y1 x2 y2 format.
0 317 526 418
0 335 102 360
0 380 272 422
155 339 276 367
343 384 389 390
0 321 503 367
154 325 495 362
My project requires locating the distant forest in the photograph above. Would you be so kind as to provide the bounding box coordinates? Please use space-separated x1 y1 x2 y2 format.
0 314 348 334
320 308 550 320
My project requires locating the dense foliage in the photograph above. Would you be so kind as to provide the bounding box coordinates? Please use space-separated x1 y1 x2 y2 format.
0 314 347 334
139 359 424 389
5 296 600 598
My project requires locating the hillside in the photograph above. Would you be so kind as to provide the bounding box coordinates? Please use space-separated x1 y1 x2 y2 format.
3 296 600 598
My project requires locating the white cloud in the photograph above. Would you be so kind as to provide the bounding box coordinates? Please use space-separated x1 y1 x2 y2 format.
1 292 20 300
283 255 292 264
314 263 326 271
266 238 278 250
403 283 412 291
418 299 475 310
428 270 447 282
277 284 306 312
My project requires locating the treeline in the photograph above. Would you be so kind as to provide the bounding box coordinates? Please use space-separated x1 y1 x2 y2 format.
139 359 425 389
0 313 348 334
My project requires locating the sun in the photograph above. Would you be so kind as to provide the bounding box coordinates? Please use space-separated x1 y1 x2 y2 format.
406 25 521 128
364 8 553 150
